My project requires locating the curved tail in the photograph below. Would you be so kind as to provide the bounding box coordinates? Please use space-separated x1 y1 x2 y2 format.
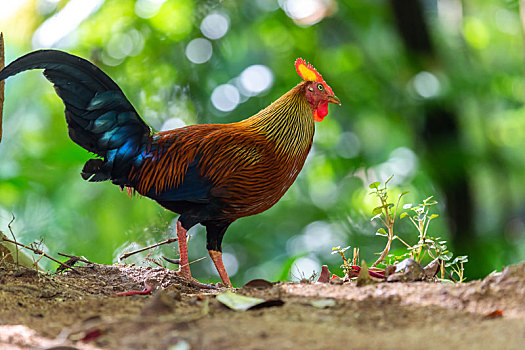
0 50 150 184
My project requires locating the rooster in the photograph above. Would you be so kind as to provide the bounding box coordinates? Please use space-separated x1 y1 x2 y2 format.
0 51 340 286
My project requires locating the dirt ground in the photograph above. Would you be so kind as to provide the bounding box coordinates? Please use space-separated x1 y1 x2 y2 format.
1 260 525 350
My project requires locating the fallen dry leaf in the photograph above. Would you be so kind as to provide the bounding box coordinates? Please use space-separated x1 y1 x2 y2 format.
484 309 503 319
317 265 331 283
310 299 336 308
216 291 283 311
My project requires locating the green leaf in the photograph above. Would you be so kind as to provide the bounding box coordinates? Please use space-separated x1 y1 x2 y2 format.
332 246 350 254
429 214 439 220
400 212 409 219
369 181 381 189
423 196 434 203
385 175 394 185
372 207 383 215
451 255 469 264
370 213 382 221
438 251 453 261
376 228 387 236
399 191 410 198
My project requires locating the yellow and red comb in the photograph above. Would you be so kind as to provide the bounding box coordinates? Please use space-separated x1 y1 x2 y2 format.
294 58 334 97
295 58 324 83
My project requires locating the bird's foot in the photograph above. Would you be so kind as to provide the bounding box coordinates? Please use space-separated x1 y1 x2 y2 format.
173 270 218 289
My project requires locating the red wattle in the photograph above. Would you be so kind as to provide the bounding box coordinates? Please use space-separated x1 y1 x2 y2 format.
314 102 328 122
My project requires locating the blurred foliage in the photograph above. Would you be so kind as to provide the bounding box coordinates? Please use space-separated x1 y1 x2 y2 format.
1 0 525 284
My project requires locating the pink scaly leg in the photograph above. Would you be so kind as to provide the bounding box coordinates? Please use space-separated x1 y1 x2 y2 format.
209 250 232 287
176 221 191 279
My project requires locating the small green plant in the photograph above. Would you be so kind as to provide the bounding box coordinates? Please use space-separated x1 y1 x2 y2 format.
446 255 468 282
368 176 409 267
401 196 440 262
331 245 359 277
331 245 351 272
334 177 468 283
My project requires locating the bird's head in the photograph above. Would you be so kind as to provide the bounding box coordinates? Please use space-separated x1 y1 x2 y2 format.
295 58 341 122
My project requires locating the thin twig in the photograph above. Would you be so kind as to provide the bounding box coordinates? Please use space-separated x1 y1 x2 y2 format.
352 247 359 266
0 236 80 273
372 204 393 268
0 32 4 143
163 255 207 267
392 193 403 227
188 256 207 266
144 254 164 267
118 237 178 263
372 236 392 268
7 213 19 268
393 235 411 249
57 252 93 264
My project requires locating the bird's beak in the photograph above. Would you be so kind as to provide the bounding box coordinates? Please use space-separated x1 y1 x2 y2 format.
327 95 341 105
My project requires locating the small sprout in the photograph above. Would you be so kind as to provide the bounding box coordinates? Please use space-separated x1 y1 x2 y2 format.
332 245 352 276
372 207 383 215
376 228 387 237
423 196 434 203
369 181 381 189
439 251 453 261
331 246 350 254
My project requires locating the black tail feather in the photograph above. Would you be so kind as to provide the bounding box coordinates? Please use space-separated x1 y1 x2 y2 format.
0 50 151 185
0 50 121 92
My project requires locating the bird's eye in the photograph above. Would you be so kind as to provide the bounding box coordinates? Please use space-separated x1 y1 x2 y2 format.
317 84 324 91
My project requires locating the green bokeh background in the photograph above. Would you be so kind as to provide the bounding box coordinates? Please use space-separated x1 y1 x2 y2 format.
1 0 524 285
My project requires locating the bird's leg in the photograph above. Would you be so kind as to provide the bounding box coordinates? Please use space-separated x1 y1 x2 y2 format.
176 221 191 279
208 250 232 287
